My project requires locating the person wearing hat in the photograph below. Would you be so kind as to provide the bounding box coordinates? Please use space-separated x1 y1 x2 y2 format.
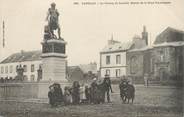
71 81 80 104
63 86 72 105
84 85 90 103
48 85 55 107
103 74 113 103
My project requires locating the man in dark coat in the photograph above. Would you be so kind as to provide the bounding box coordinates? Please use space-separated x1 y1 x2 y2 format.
53 83 63 105
90 78 98 104
103 74 113 103
48 85 55 107
71 81 80 104
85 85 90 103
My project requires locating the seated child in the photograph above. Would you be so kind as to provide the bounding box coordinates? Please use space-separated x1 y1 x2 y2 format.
63 86 72 105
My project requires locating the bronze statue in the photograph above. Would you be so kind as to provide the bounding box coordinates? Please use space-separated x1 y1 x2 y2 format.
45 2 61 39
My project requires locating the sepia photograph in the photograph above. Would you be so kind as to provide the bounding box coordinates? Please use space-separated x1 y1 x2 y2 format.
0 0 183 117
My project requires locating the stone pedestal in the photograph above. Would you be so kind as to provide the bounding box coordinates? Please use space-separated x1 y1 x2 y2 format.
41 39 68 82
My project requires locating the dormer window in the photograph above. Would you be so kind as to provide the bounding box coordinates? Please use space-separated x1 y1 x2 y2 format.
20 56 25 60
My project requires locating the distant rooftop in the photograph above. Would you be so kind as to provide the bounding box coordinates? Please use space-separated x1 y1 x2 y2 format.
128 46 153 52
79 62 97 74
100 41 133 53
154 27 184 44
0 50 42 64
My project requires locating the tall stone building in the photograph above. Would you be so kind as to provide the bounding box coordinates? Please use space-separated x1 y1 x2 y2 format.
127 27 184 84
126 26 149 83
152 27 184 82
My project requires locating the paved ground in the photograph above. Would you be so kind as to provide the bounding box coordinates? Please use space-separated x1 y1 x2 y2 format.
0 85 183 117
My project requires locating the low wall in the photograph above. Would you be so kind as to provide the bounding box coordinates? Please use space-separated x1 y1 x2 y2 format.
0 82 71 100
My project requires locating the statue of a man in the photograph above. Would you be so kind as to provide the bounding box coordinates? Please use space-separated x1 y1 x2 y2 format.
46 2 61 39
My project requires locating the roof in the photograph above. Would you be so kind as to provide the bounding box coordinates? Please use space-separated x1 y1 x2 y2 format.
154 27 184 44
166 27 184 34
131 38 147 49
128 46 153 52
67 66 82 75
133 35 141 39
153 41 184 47
1 50 42 64
79 63 97 74
67 66 85 82
100 42 133 53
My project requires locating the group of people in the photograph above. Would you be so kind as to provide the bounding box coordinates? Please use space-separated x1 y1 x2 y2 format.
86 75 113 104
48 75 113 107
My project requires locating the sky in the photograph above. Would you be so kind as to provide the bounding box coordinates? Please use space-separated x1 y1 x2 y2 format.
0 0 184 66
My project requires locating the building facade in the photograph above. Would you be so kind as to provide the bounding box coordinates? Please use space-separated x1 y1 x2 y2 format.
126 26 149 83
100 27 148 79
152 27 184 81
100 37 133 79
127 27 184 84
0 50 97 82
126 47 152 83
0 50 42 82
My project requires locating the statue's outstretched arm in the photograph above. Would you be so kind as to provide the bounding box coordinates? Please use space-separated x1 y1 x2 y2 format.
56 9 59 16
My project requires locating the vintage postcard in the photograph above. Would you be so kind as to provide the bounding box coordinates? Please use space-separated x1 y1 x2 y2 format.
0 0 183 117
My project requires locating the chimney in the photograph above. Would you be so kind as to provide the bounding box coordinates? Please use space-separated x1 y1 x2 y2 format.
108 35 120 45
20 50 24 54
2 21 5 48
142 26 148 45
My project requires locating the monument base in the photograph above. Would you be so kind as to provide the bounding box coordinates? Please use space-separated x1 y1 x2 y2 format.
41 39 68 82
42 55 67 82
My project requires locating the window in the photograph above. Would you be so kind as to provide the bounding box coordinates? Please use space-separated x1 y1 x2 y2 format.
23 65 27 72
116 69 120 77
160 55 164 62
1 66 4 74
106 56 111 64
178 55 183 74
30 75 35 82
116 55 121 64
130 56 138 74
31 64 35 72
9 65 13 73
150 58 155 73
159 50 164 62
105 69 110 76
5 66 8 73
